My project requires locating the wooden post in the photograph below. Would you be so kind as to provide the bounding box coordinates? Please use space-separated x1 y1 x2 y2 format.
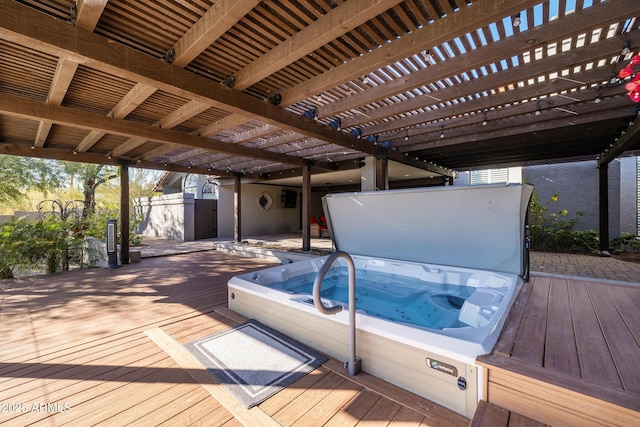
120 162 130 264
302 161 312 251
375 155 388 190
234 173 242 243
599 162 610 253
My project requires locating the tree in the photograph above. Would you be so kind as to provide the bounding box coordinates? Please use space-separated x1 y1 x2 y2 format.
0 155 63 205
62 163 119 218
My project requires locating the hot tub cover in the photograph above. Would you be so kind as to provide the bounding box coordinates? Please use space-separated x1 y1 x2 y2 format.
322 184 533 277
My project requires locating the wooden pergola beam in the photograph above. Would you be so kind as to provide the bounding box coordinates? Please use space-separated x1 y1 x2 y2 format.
233 0 405 90
0 139 242 178
321 0 637 123
170 0 260 68
599 110 640 165
0 93 333 169
0 0 449 176
279 0 541 107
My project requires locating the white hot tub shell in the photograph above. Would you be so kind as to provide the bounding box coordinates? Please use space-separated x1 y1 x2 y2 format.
228 184 533 418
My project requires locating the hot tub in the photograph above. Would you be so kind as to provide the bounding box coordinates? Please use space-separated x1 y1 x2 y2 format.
228 184 533 418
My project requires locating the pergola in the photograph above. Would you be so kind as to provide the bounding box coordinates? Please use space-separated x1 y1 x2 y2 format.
2 0 640 260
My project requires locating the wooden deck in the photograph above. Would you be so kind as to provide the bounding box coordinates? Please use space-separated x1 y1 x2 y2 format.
0 251 468 426
477 276 640 427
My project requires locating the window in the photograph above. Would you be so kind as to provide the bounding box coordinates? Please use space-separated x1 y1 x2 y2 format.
183 173 198 196
202 180 219 200
469 168 509 185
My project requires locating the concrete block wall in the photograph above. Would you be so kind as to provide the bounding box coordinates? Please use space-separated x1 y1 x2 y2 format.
522 158 637 238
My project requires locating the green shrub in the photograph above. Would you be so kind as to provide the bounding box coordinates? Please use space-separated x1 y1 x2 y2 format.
529 191 600 253
609 232 640 254
0 215 72 277
0 206 141 279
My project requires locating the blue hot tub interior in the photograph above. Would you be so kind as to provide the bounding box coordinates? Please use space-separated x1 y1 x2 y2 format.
266 266 478 330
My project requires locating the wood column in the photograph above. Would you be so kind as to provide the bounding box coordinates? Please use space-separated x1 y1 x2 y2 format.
119 162 130 264
375 156 388 190
599 162 609 253
234 173 242 243
302 161 312 251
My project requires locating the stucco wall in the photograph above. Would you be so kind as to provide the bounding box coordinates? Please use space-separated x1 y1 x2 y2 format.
134 193 195 241
217 183 305 239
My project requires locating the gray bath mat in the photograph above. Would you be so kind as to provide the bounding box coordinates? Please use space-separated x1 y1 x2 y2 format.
185 320 327 408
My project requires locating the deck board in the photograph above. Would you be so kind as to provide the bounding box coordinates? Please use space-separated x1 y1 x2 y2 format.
568 280 622 388
510 277 550 366
0 250 469 426
4 249 636 426
587 282 640 394
323 388 381 427
544 278 580 376
478 275 640 426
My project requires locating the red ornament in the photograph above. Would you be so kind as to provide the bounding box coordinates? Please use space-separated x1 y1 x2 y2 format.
618 55 640 102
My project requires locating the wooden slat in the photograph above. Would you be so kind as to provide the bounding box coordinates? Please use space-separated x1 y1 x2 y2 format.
508 412 548 427
491 279 534 357
359 396 402 425
321 358 469 425
544 278 580 376
481 352 640 422
479 274 640 427
388 405 426 426
510 276 550 365
291 379 367 427
469 400 509 427
234 0 406 90
272 372 348 425
608 285 640 353
323 388 381 427
488 382 610 427
567 279 622 388
75 0 108 31
587 282 640 394
171 0 261 68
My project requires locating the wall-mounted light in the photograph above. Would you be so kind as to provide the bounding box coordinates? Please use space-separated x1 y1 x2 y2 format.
594 86 602 104
423 49 432 63
362 74 373 85
267 93 282 105
513 12 521 27
535 98 555 116
440 127 445 139
482 112 488 126
350 127 363 139
329 118 342 131
404 129 409 140
303 108 317 120
622 41 631 56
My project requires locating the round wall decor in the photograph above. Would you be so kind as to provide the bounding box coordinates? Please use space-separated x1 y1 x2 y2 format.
257 192 273 210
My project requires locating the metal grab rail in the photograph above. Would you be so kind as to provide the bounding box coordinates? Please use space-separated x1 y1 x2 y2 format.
312 251 361 376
